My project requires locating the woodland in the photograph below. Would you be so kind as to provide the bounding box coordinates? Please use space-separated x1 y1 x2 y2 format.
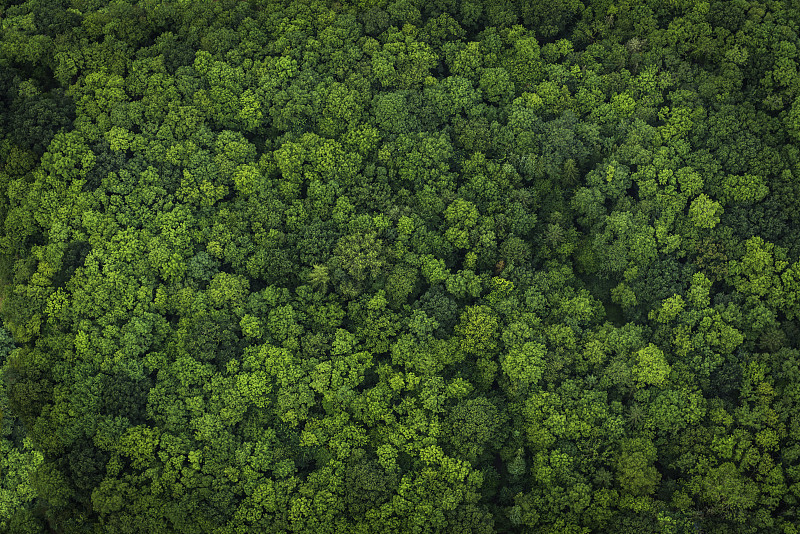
1 0 800 532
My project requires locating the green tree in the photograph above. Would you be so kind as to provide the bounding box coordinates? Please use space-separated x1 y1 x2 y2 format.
688 193 723 229
616 437 660 497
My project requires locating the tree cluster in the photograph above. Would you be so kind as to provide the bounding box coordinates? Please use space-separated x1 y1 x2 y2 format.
1 0 800 532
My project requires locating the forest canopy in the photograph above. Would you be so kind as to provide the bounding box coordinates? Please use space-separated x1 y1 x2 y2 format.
1 0 800 532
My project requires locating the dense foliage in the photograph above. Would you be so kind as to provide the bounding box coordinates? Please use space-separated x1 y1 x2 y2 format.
2 0 800 532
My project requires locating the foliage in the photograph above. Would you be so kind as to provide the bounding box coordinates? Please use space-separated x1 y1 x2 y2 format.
1 0 800 532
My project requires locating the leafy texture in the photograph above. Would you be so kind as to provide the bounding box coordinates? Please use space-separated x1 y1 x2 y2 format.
1 0 800 532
